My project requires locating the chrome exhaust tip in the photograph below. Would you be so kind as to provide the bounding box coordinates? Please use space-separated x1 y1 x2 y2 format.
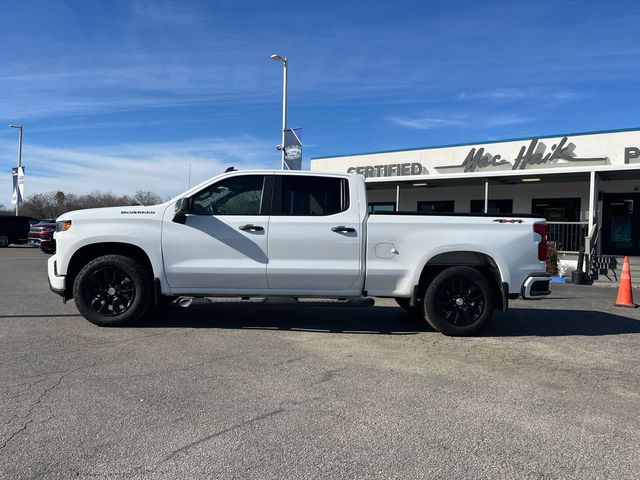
177 297 193 308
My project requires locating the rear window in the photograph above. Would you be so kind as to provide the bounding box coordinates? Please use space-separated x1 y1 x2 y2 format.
279 176 349 216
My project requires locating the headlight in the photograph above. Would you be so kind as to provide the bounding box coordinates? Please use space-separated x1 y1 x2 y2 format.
56 220 72 232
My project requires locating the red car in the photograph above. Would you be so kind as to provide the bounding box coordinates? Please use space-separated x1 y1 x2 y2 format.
28 219 56 253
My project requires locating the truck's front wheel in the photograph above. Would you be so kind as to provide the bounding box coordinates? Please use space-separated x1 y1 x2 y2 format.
423 266 494 336
73 255 152 327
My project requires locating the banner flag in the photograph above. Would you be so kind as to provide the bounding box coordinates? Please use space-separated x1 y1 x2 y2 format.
11 166 24 205
283 128 302 170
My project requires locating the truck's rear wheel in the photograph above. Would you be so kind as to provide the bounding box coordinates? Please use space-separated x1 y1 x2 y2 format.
0 235 9 247
423 266 494 336
73 254 152 327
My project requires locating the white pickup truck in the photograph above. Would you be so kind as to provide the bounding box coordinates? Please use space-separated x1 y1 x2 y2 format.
48 170 550 335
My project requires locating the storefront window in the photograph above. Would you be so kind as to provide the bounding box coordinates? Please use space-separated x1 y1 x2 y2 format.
531 198 581 221
470 199 513 214
417 201 454 213
602 194 640 255
368 202 396 213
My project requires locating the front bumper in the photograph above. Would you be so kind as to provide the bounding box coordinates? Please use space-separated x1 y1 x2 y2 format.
47 255 66 298
521 275 551 299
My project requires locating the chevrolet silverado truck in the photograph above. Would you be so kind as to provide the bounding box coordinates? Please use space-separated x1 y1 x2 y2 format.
48 170 550 336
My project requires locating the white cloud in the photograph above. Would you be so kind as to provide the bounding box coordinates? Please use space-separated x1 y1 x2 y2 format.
131 0 202 27
457 88 582 102
388 110 531 130
481 113 532 127
387 114 467 130
0 136 276 206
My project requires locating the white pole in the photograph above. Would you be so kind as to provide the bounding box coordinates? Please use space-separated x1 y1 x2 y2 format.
281 59 288 170
13 126 23 217
588 171 597 233
396 183 400 211
586 170 599 264
18 126 22 168
484 181 489 214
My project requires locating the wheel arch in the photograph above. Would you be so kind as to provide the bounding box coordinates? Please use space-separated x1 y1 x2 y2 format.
415 250 507 310
65 242 156 299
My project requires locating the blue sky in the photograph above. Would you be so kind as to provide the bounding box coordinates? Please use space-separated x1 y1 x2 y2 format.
1 0 640 203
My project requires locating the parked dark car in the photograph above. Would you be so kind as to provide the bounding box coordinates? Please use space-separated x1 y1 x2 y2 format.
28 219 57 253
0 216 40 247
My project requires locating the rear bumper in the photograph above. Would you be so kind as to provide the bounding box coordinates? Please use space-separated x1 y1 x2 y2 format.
521 275 551 299
47 256 66 298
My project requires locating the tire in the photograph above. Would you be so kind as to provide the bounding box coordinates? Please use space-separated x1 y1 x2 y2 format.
423 266 494 336
73 254 152 327
41 246 55 254
395 297 421 316
0 235 9 248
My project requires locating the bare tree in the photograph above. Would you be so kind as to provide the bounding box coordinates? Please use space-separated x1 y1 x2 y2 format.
132 190 163 206
18 190 165 219
0 204 13 216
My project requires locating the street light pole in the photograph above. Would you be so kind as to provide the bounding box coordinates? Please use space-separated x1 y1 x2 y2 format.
270 54 288 170
9 125 23 216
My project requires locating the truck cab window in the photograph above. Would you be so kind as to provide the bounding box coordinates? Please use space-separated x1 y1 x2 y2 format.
278 176 349 216
191 175 265 215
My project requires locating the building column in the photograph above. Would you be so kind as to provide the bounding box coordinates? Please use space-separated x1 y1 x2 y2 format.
586 170 600 257
484 181 489 214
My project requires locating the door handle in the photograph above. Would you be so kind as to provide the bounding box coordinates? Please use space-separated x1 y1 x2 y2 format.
331 226 356 233
239 224 264 232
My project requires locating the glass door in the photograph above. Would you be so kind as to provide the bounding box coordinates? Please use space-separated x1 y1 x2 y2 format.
602 193 640 256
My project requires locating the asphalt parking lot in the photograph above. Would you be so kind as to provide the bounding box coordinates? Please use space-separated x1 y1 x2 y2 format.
1 247 640 479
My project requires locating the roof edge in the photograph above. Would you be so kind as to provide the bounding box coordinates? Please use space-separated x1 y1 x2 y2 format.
310 126 640 161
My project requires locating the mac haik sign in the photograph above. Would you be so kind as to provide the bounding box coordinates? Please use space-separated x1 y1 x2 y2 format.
436 137 608 174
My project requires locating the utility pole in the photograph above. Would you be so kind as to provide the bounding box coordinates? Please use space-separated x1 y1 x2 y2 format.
270 54 288 170
9 125 23 216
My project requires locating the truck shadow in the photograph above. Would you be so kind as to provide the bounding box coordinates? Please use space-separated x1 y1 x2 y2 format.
142 301 427 335
140 302 640 337
488 308 640 336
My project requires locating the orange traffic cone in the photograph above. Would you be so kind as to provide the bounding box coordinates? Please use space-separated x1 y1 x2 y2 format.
615 256 638 308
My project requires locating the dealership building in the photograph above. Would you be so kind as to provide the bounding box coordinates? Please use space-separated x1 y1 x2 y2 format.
311 127 640 259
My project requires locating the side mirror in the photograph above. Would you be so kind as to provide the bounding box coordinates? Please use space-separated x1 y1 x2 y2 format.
172 197 192 224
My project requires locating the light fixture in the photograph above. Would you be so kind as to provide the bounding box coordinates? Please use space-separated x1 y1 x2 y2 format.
412 182 428 187
522 178 541 182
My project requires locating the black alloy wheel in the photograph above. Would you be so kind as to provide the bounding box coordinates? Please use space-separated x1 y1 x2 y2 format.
423 266 494 336
83 266 136 316
73 254 152 327
434 277 485 326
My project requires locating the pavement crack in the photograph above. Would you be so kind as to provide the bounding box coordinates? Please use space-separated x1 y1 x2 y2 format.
160 408 285 464
0 362 95 452
273 354 308 366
